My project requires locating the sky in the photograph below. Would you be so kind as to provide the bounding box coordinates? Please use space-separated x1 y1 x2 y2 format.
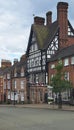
0 0 74 65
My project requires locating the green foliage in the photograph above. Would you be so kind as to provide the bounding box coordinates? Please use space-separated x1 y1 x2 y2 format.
50 60 72 94
55 60 63 72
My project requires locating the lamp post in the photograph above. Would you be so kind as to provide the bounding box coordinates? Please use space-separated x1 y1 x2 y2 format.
14 80 15 106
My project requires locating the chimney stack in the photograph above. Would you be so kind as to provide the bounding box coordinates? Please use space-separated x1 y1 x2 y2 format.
57 2 68 49
34 16 45 25
1 59 12 68
46 11 52 26
13 59 18 64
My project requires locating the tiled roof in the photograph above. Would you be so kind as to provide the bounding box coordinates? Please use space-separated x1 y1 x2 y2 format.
48 44 74 62
0 59 26 76
32 21 59 50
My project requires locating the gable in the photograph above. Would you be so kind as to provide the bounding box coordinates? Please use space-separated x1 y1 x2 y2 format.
26 27 38 55
29 32 38 53
68 20 74 36
26 21 59 55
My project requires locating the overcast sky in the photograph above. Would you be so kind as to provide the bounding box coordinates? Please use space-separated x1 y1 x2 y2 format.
0 0 74 65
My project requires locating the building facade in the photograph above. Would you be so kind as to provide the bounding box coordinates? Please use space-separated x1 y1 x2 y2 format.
47 2 74 103
0 1 74 104
26 1 74 103
0 55 28 104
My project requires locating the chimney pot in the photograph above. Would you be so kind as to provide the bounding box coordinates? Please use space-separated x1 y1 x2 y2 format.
14 59 18 64
34 16 45 25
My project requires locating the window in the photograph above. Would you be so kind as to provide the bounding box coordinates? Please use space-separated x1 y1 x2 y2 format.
62 90 70 101
21 72 24 77
20 92 24 101
14 80 17 89
64 58 69 66
46 73 48 84
51 64 55 69
36 74 39 83
35 43 38 50
14 72 17 77
4 75 6 80
51 74 54 80
4 82 6 89
21 81 24 89
64 72 69 81
7 73 10 79
8 91 10 99
71 56 74 65
42 59 45 65
14 68 17 77
7 81 10 89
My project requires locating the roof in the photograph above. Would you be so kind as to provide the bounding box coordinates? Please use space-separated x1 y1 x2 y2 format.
0 66 12 76
33 21 58 50
26 21 59 53
48 44 74 62
0 58 26 76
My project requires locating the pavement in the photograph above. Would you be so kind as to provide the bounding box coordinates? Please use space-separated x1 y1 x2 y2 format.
1 103 74 111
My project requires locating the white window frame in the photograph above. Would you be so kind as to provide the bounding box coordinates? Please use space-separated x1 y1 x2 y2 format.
20 81 24 89
21 72 24 77
36 74 39 83
7 73 10 79
64 58 69 66
51 64 55 69
64 72 69 81
71 56 74 65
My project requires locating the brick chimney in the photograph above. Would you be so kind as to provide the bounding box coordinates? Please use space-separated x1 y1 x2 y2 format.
1 59 12 68
13 59 18 64
57 2 68 49
34 16 45 25
46 11 52 26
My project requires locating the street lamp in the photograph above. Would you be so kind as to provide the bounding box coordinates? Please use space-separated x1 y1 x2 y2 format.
14 80 15 105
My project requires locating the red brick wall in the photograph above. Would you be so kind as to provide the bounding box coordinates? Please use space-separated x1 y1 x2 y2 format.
48 58 74 88
57 2 68 49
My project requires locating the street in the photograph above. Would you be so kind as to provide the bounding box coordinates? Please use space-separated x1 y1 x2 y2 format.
0 106 74 130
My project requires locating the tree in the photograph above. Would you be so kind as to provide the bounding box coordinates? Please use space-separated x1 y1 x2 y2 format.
50 60 72 108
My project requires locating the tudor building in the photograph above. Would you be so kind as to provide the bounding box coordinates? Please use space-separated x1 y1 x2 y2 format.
26 2 74 103
26 15 59 85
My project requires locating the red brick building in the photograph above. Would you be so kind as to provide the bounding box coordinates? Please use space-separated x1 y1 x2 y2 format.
0 55 28 104
0 60 12 103
0 75 4 103
47 2 74 102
